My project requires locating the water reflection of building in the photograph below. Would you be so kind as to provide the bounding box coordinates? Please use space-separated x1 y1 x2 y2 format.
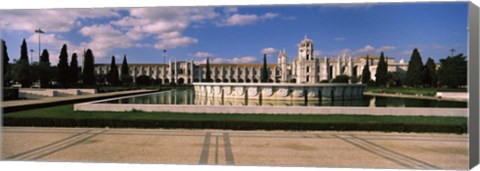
94 37 408 84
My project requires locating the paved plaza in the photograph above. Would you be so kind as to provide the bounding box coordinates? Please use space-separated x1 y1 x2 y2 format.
1 127 468 170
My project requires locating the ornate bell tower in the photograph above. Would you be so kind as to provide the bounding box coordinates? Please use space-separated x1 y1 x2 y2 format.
278 49 288 83
298 35 314 61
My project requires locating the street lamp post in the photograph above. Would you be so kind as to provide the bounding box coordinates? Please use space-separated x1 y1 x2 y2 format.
30 49 34 63
163 49 167 64
163 49 167 84
35 28 45 62
449 48 456 57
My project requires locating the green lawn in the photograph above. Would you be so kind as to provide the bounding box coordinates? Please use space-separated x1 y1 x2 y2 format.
3 104 467 133
365 87 467 96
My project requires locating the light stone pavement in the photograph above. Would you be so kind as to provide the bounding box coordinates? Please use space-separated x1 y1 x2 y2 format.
1 127 468 170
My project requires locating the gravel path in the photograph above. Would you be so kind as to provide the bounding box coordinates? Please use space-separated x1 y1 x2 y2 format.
1 127 468 170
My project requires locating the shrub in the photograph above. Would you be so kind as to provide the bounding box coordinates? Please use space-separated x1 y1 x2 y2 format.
135 75 152 86
3 88 19 100
332 75 350 83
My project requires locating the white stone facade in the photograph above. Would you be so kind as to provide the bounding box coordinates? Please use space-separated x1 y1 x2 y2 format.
94 37 408 84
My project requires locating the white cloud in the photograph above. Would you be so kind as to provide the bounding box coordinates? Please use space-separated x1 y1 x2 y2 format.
27 33 67 47
355 45 375 54
400 50 413 57
154 34 198 49
134 43 153 48
334 37 346 42
26 33 85 65
229 56 258 64
129 7 218 23
217 12 279 26
223 7 238 14
111 7 219 50
313 51 323 57
261 47 277 55
315 45 396 57
1 9 120 32
192 52 214 58
376 45 396 52
331 48 352 56
79 24 133 58
219 14 258 26
261 13 279 19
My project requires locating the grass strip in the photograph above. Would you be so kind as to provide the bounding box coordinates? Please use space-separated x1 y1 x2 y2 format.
3 104 467 133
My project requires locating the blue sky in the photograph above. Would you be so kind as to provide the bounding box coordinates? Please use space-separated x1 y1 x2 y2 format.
0 2 468 65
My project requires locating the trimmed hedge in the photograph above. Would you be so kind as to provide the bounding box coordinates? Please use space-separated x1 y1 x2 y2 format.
3 88 19 100
2 117 467 134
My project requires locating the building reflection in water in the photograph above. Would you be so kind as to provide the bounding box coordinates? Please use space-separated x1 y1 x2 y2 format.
102 90 467 108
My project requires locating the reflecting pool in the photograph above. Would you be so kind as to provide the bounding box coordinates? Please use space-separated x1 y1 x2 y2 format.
101 90 467 108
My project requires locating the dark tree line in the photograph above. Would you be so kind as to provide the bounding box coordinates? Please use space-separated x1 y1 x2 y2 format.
375 51 388 87
205 57 212 82
360 48 465 88
82 49 95 85
3 38 172 88
120 55 133 85
437 54 467 88
2 39 10 87
361 55 371 84
57 44 70 87
107 56 120 85
2 39 91 88
261 53 268 83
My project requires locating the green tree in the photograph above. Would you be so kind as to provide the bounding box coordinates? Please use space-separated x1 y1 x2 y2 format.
375 51 388 87
19 39 29 64
361 55 371 84
69 53 79 86
40 49 50 64
57 44 69 87
82 49 96 85
38 49 52 87
437 54 467 88
2 39 11 86
261 53 268 83
332 75 350 83
387 71 406 87
205 57 212 82
135 75 152 86
15 39 31 87
120 54 133 85
107 56 120 85
423 58 437 87
405 48 424 87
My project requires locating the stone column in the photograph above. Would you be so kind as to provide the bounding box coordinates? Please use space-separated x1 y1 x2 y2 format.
243 66 247 83
251 67 255 82
229 66 232 83
190 60 194 84
198 66 202 83
174 59 178 84
220 66 224 83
